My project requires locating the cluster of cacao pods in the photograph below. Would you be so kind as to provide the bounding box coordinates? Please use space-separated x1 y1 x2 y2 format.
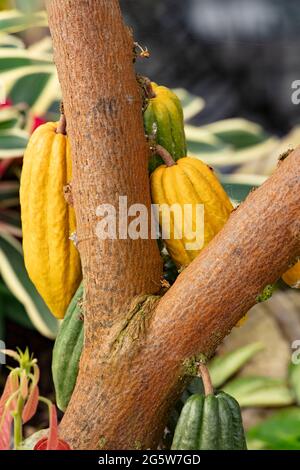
147 81 234 268
20 78 298 320
20 72 299 433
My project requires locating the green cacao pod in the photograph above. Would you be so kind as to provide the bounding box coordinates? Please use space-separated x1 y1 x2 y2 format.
171 392 247 450
144 82 187 172
52 283 84 412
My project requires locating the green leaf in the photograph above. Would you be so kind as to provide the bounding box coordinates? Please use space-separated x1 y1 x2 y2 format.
15 0 42 14
223 376 295 408
185 125 229 156
209 342 264 388
173 88 205 121
0 128 28 158
289 363 300 405
220 174 267 203
247 408 300 450
10 72 51 107
0 9 47 33
0 278 34 329
0 48 55 108
10 71 60 115
0 209 22 237
0 209 21 226
0 33 25 49
186 118 279 168
203 118 268 149
0 107 23 130
0 181 20 206
28 36 53 55
0 233 58 339
0 49 51 72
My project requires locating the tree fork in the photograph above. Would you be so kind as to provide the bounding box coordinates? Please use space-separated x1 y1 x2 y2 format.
46 0 300 449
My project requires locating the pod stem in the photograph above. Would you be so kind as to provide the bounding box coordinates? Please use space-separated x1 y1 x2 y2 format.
155 144 176 167
144 77 156 99
198 362 214 396
57 102 67 135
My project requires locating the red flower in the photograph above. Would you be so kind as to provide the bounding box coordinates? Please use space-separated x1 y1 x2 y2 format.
34 437 71 450
33 405 72 450
0 99 12 109
31 116 47 133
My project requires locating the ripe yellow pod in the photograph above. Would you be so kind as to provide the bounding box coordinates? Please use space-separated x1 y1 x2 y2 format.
282 261 300 289
150 149 233 267
20 120 82 318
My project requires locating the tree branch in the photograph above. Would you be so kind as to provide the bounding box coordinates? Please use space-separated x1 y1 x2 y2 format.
46 0 300 450
46 0 162 342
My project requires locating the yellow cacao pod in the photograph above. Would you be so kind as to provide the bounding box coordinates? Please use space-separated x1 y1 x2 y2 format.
150 156 233 267
282 261 300 289
20 122 82 319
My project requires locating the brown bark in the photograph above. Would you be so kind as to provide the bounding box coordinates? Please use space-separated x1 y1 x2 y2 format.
46 0 300 450
46 0 162 342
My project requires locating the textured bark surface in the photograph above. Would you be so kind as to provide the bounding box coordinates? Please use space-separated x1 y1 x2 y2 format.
46 0 300 450
46 0 162 343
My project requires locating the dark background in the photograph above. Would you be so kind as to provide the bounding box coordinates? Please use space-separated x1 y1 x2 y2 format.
121 0 300 134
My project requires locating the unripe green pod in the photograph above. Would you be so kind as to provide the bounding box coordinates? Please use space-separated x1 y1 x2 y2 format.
171 392 247 450
144 82 187 172
52 283 84 412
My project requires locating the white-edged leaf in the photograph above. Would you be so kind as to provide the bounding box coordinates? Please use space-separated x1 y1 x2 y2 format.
0 181 20 207
185 126 230 159
9 70 60 114
203 118 265 140
185 125 226 145
0 33 25 49
0 221 22 237
186 118 279 167
0 107 23 130
0 207 21 237
22 72 60 117
0 9 47 33
0 48 54 101
15 0 42 14
173 88 205 121
209 342 264 388
220 174 267 203
28 36 53 55
0 233 58 339
223 376 295 408
189 136 278 166
0 47 52 70
0 65 55 98
0 128 28 158
220 173 268 187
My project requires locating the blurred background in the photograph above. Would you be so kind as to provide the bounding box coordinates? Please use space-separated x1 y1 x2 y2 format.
0 0 300 449
122 0 300 133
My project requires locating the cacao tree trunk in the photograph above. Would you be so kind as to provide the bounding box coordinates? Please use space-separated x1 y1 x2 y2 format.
46 0 300 449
